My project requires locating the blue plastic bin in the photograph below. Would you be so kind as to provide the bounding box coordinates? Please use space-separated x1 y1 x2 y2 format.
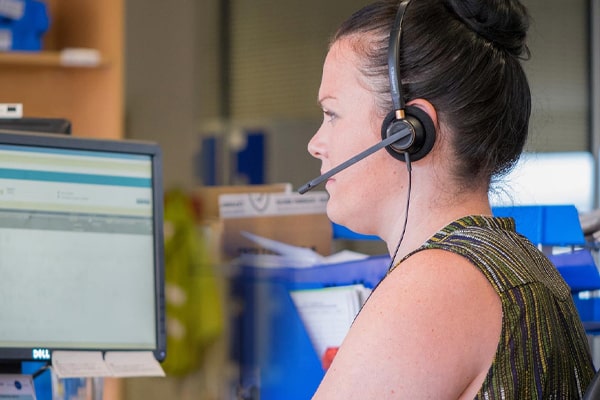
230 255 390 400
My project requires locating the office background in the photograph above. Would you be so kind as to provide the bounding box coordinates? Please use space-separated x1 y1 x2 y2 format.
0 0 595 399
119 0 599 398
125 0 598 195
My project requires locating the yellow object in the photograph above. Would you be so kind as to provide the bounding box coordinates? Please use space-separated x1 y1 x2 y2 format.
161 189 224 376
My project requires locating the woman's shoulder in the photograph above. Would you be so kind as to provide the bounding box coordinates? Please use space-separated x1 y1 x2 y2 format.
312 248 502 399
378 248 501 317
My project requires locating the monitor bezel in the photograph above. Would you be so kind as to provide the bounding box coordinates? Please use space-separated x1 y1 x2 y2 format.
0 129 166 364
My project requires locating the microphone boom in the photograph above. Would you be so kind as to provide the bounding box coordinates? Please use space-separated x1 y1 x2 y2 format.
298 126 411 194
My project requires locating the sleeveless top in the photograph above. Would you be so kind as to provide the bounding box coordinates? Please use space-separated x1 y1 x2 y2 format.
397 215 595 399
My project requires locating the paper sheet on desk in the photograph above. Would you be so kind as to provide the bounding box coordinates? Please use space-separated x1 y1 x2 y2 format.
290 284 371 358
104 351 166 377
238 231 368 268
52 351 111 378
52 351 165 378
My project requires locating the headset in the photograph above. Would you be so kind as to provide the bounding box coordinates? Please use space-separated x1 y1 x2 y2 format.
298 0 435 194
383 0 436 162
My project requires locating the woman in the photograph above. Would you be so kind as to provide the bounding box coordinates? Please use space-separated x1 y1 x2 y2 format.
306 0 595 398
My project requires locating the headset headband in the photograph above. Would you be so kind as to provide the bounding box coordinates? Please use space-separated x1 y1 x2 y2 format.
387 0 411 120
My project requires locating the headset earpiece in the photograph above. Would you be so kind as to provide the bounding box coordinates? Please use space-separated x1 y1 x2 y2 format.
384 0 436 163
381 105 436 162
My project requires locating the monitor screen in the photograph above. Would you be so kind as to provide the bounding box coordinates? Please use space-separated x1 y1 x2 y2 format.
0 130 166 366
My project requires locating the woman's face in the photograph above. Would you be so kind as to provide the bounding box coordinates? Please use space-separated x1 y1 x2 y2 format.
307 39 393 234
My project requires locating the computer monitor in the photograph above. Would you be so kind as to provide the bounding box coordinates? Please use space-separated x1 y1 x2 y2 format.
0 130 166 371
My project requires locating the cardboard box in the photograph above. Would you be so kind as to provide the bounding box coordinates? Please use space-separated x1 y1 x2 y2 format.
194 184 332 260
194 183 291 220
219 190 332 258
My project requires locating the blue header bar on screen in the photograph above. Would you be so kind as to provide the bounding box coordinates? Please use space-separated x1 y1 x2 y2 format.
0 168 152 188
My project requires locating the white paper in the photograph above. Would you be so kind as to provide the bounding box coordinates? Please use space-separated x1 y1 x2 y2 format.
290 284 371 357
240 231 325 265
52 351 112 378
60 48 102 67
237 232 369 269
104 351 165 378
51 350 165 378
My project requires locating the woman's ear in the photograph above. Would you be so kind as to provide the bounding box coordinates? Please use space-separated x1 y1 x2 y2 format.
406 98 438 129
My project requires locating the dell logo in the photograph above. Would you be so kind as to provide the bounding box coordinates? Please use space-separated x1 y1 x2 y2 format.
32 348 51 360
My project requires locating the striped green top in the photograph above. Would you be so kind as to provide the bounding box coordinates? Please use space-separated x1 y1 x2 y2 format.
400 215 595 399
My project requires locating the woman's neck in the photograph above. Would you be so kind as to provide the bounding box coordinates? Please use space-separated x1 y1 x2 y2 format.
383 187 492 259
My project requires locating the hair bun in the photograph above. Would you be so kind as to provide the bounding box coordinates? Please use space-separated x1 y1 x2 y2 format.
443 0 530 58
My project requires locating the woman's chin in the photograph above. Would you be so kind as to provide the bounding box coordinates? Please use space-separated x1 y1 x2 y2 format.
327 207 370 236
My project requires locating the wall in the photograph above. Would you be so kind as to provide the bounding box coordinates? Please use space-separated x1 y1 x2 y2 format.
524 0 589 152
125 0 221 190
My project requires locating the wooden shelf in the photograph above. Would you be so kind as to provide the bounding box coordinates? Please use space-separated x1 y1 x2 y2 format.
0 50 106 68
0 0 123 139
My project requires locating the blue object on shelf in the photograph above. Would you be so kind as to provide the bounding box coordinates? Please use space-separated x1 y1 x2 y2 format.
0 0 49 51
549 250 600 293
235 131 265 185
198 136 218 186
492 204 585 247
572 291 600 333
198 130 266 186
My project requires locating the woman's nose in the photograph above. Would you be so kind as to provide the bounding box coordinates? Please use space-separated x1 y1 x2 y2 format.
307 124 325 159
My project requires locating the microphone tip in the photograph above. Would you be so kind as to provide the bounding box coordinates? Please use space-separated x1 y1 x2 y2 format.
298 183 311 194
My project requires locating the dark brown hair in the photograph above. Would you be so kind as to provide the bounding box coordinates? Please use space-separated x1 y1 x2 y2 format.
333 0 531 187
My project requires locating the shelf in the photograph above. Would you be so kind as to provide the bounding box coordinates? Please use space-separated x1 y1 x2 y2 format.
0 0 124 138
0 50 105 68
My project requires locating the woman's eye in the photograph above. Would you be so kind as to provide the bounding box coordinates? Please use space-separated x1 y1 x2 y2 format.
323 110 337 123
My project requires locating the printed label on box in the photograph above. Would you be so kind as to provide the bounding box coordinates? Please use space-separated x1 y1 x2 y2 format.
219 191 328 218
